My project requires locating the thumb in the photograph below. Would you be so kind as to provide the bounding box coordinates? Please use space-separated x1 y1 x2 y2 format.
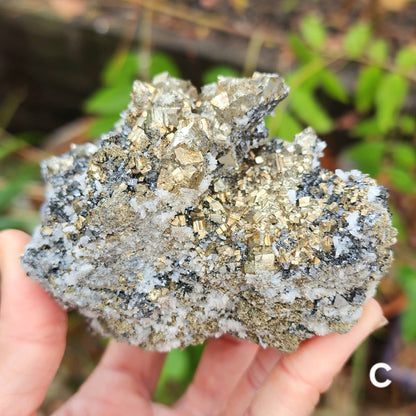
0 229 67 416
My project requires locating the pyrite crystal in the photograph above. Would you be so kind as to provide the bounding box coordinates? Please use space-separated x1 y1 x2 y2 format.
22 73 396 352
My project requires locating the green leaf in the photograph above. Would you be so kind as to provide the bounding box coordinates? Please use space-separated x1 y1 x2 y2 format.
288 34 314 63
87 114 121 138
375 73 409 133
149 52 180 78
0 216 39 233
347 142 386 176
103 51 139 86
300 14 326 51
289 88 333 133
14 131 44 146
367 39 389 65
266 110 302 141
202 65 240 85
285 58 325 91
153 343 203 404
0 136 28 160
84 84 133 116
388 166 416 194
344 22 372 59
320 70 349 103
390 207 407 243
399 115 416 135
154 348 191 404
397 265 416 290
397 265 416 341
395 46 416 72
352 118 382 138
0 163 40 213
265 111 282 138
187 344 204 368
159 349 190 381
402 305 416 342
103 50 180 85
355 66 382 113
392 142 416 170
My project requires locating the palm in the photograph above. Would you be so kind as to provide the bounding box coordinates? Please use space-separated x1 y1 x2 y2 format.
0 230 385 416
53 334 274 416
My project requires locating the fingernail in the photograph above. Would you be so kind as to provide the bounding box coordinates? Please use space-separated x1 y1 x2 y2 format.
375 316 389 330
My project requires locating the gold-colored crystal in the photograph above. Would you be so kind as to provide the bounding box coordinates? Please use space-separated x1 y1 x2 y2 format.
174 147 204 165
255 253 275 270
298 196 310 207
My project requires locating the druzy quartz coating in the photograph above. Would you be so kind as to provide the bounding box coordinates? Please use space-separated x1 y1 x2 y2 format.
22 73 396 352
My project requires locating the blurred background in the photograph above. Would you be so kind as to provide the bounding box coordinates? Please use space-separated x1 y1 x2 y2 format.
0 0 415 414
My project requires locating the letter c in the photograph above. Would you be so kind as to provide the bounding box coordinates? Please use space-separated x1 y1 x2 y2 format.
369 362 392 388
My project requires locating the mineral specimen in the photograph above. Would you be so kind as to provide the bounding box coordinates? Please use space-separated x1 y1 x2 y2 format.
22 72 396 352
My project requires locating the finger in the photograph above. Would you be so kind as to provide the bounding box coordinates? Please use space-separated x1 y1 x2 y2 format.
0 229 67 416
175 334 259 416
95 341 167 398
223 347 282 416
54 341 167 416
244 299 385 416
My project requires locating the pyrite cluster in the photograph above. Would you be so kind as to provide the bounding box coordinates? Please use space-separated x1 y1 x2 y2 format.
22 73 396 352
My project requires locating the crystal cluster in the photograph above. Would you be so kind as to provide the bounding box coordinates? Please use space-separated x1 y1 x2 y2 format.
22 73 396 352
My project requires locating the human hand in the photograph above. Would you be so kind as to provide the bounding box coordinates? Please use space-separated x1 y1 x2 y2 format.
0 229 386 416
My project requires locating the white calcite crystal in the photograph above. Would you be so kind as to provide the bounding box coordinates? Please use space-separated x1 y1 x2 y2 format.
22 73 397 352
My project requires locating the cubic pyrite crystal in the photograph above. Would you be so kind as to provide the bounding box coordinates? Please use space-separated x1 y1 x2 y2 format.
22 73 396 352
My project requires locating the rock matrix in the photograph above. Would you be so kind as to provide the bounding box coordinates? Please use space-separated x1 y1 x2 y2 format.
22 73 396 352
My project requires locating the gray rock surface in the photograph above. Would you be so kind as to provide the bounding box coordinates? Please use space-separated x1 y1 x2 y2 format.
22 72 397 352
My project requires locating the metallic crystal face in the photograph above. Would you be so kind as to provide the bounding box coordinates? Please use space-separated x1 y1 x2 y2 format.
21 72 397 352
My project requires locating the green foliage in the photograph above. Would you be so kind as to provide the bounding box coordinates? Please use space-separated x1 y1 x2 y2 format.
352 118 382 139
367 39 389 65
290 87 333 133
0 136 28 160
397 266 416 341
388 166 416 194
0 216 39 231
390 207 407 243
344 22 372 59
149 52 181 78
103 52 140 86
375 73 408 133
355 67 382 113
300 14 326 51
395 46 416 73
320 69 349 103
398 115 416 135
347 142 386 177
87 114 121 138
266 111 300 142
0 163 40 216
202 65 240 84
288 34 315 63
392 142 416 170
266 52 344 136
154 345 204 404
154 349 191 404
343 27 415 143
85 84 133 116
348 140 416 194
